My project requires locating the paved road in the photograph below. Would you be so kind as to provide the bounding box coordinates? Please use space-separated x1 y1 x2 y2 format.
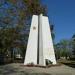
0 63 75 75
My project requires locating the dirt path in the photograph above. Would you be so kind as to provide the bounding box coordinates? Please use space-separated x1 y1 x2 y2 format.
0 63 75 75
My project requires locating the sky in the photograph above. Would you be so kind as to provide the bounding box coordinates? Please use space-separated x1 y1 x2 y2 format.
42 0 75 43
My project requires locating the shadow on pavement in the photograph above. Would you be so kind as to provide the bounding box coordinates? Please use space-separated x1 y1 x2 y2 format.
0 64 51 75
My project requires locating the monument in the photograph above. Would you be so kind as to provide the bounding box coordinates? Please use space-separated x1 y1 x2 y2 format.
24 14 56 66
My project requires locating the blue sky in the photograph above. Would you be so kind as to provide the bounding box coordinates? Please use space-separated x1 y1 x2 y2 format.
42 0 75 43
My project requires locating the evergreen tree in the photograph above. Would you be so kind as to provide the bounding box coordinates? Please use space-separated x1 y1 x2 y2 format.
72 34 75 56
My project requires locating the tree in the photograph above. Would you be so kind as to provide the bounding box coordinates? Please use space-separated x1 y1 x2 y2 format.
72 34 75 56
0 0 47 62
50 25 55 41
54 43 61 59
55 39 71 59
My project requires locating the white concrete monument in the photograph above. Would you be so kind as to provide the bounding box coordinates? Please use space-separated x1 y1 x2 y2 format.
24 14 56 66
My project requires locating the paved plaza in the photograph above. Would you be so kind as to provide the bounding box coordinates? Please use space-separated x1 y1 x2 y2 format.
0 63 75 75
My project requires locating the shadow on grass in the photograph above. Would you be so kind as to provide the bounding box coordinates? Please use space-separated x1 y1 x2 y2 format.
58 59 75 68
63 63 75 68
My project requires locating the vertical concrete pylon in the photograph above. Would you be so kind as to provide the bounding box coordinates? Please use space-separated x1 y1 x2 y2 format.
38 14 44 65
24 14 56 66
24 15 38 65
42 15 56 65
